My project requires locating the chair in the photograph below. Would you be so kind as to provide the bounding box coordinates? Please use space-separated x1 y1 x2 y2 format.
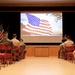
64 46 75 61
59 46 65 59
19 46 26 59
4 44 13 65
0 43 13 70
0 43 6 69
13 46 19 62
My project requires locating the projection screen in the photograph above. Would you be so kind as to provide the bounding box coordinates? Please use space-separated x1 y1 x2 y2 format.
20 12 62 43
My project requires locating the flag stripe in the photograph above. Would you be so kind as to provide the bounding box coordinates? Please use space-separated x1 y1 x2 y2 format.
23 24 52 35
22 14 53 36
23 28 52 35
0 24 4 39
0 30 4 36
27 24 52 31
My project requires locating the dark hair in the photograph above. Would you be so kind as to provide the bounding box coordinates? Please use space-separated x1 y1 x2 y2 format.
19 38 23 41
3 31 8 34
67 36 71 40
12 34 17 38
62 39 66 43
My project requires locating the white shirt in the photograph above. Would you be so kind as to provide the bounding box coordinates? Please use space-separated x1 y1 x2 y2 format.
11 38 20 47
64 40 74 47
60 43 64 47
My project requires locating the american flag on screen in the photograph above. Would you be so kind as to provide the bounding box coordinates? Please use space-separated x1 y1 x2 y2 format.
0 24 4 39
22 14 52 36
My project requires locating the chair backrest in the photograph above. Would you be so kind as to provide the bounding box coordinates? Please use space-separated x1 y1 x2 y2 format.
14 46 19 53
19 46 24 51
65 46 75 51
0 43 6 50
0 43 6 53
4 44 12 53
14 46 19 50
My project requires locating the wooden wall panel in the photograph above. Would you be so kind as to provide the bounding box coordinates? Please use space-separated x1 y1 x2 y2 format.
34 47 49 57
26 46 34 56
41 47 49 57
26 45 60 57
49 46 60 56
34 47 42 56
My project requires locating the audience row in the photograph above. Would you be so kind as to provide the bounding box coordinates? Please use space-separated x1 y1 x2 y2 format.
0 31 26 62
58 35 75 63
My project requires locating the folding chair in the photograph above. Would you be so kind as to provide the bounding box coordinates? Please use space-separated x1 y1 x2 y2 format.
65 46 75 62
4 44 13 65
13 46 19 62
0 43 6 69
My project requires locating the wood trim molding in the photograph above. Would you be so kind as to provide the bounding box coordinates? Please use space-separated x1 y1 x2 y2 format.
0 3 75 7
0 0 75 7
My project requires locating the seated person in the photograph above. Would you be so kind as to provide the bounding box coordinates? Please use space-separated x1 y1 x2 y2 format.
58 40 65 58
0 31 14 63
11 34 20 47
62 34 67 42
58 36 74 58
73 50 75 59
11 34 20 60
19 38 26 58
0 31 13 47
64 36 74 52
